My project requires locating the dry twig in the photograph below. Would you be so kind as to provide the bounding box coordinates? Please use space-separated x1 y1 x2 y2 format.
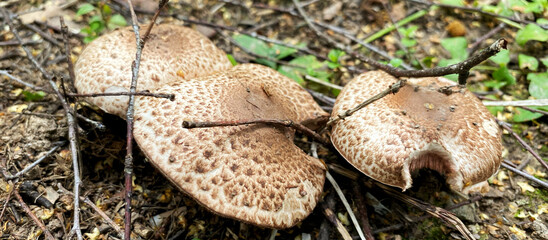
123 1 169 238
2 8 83 239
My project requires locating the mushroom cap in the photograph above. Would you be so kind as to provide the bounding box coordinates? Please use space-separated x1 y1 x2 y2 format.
330 71 502 192
133 64 328 228
74 24 232 117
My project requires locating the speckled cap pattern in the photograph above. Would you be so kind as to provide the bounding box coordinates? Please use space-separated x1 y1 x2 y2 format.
133 64 327 229
74 24 232 117
330 71 502 192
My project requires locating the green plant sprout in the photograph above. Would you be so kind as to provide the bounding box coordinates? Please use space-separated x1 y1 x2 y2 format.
77 2 127 43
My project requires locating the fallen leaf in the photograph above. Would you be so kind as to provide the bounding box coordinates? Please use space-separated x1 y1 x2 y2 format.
516 181 536 193
84 227 101 240
509 225 527 240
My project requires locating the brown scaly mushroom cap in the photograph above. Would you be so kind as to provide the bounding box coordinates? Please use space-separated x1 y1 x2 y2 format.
330 71 502 193
74 24 232 117
133 64 328 229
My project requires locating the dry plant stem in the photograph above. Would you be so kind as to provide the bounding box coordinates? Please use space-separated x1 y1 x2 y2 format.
124 1 168 239
291 1 507 84
217 29 306 69
60 18 75 87
68 91 174 100
375 183 474 240
497 119 548 171
13 189 56 240
182 119 329 145
325 80 406 128
372 195 482 234
5 143 63 180
519 106 548 115
305 75 343 90
320 200 352 240
409 0 548 29
0 186 13 223
361 38 507 85
352 182 375 240
23 23 62 47
57 184 124 237
501 162 548 189
468 23 505 54
311 143 367 240
326 172 367 240
482 99 548 107
0 70 48 92
3 10 83 239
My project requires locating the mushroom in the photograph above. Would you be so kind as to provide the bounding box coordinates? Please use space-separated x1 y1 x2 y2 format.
74 24 232 117
133 63 328 228
330 71 502 193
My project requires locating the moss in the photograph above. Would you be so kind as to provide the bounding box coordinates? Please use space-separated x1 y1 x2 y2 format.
417 219 449 240
526 188 548 202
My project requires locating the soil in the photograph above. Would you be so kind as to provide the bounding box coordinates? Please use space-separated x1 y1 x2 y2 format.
0 0 547 240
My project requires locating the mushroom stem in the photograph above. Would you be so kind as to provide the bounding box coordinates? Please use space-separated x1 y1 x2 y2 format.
182 119 329 145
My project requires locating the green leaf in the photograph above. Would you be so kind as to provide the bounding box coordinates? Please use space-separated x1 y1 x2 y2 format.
232 34 270 57
440 37 468 60
512 107 543 122
107 14 127 29
269 44 297 60
327 49 345 63
490 49 510 66
76 3 95 16
278 55 328 85
492 65 516 87
524 0 545 13
518 54 539 71
486 106 504 116
226 54 238 66
516 24 548 46
101 4 112 16
22 90 46 101
438 58 460 81
401 38 417 47
389 58 403 68
440 0 464 6
527 73 548 99
540 57 548 67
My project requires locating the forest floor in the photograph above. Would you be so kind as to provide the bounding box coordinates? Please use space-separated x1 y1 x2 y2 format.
0 0 547 239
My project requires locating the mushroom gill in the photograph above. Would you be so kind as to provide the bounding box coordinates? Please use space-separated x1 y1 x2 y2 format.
330 71 502 193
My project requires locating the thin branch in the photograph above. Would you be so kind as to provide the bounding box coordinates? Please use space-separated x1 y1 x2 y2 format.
305 75 343 90
374 183 474 240
5 142 63 180
320 200 352 240
13 189 56 240
124 1 169 239
2 9 83 239
351 181 375 240
372 195 482 234
408 0 548 29
0 69 48 92
325 79 406 128
482 99 548 107
310 143 368 240
501 162 548 189
67 91 175 100
497 119 548 172
57 184 124 237
182 119 329 145
289 1 508 84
